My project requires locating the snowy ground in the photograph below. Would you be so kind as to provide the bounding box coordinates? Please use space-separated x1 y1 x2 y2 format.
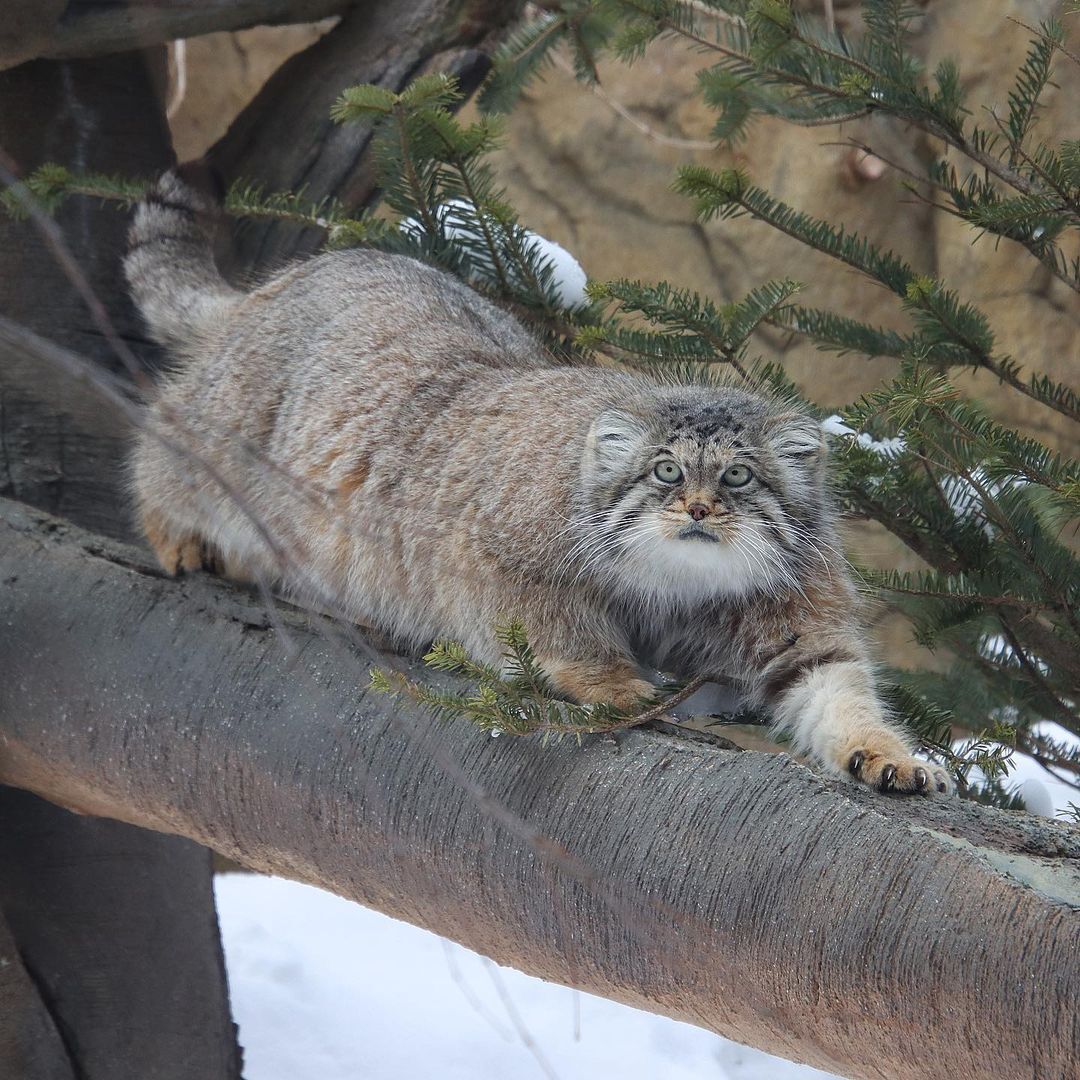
215 874 840 1080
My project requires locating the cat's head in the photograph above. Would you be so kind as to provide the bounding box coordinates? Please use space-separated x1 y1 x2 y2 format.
578 385 830 602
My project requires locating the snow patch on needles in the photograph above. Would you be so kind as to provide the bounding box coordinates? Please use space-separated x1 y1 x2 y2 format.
820 415 906 458
980 633 1050 675
939 469 1027 535
967 719 1079 819
822 417 1026 533
400 198 588 307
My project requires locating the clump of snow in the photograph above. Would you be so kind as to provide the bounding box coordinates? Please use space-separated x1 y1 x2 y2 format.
820 415 906 458
521 230 589 308
400 198 588 307
819 415 857 437
1008 720 1080 819
215 874 840 1080
1016 775 1056 817
978 634 1049 676
965 717 1079 819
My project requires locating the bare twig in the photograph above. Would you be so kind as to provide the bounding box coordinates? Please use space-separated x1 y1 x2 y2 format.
551 51 715 151
440 939 514 1041
483 958 562 1080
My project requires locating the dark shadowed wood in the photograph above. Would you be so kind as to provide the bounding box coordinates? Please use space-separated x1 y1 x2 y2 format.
207 0 522 276
1 498 1077 1080
0 52 172 378
0 906 76 1080
0 316 134 541
0 54 241 1079
0 0 67 72
0 789 242 1080
0 52 170 540
0 0 355 71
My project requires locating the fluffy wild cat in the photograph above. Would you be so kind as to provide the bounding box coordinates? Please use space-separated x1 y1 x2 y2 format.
126 173 951 796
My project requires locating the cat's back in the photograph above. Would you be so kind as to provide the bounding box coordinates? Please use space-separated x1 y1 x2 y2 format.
236 248 545 377
152 247 552 460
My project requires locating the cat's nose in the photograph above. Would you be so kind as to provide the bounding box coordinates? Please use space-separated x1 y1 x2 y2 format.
687 503 709 522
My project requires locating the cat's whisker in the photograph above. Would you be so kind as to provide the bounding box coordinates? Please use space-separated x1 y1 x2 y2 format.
728 533 780 597
569 521 658 585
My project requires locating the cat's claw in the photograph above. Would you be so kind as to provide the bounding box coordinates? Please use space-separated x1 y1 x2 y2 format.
847 749 952 795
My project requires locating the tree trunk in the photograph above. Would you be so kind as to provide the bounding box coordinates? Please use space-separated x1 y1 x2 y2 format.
0 51 169 539
0 51 241 1079
0 906 76 1080
0 789 242 1080
207 0 522 276
1 497 1077 1080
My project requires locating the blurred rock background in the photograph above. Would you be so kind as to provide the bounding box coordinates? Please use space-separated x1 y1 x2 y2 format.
167 0 1078 665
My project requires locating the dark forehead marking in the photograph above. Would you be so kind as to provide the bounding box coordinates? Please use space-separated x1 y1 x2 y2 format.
665 401 747 439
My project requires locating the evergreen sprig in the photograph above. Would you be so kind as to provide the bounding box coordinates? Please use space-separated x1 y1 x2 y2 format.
370 622 707 737
330 73 604 344
581 276 799 371
1 166 383 246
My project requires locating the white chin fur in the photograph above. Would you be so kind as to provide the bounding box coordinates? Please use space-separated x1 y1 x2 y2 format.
616 526 788 606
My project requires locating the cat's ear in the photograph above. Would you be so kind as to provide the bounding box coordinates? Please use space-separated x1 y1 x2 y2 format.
587 410 646 460
764 412 827 463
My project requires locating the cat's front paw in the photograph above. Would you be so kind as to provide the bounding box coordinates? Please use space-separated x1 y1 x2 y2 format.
846 749 953 795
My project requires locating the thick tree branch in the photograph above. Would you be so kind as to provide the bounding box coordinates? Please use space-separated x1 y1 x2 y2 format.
1 498 1077 1080
207 0 522 276
1 1 356 71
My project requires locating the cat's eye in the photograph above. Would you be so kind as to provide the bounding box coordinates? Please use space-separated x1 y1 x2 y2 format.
721 464 753 488
654 460 683 484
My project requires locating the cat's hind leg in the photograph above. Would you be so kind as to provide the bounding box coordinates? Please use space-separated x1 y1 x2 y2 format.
139 504 223 576
539 655 657 713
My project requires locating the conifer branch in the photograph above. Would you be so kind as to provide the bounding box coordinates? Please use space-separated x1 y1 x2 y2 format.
371 622 717 737
1 166 381 247
996 621 1080 731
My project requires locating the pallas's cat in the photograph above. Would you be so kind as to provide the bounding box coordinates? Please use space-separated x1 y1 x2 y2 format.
126 174 950 795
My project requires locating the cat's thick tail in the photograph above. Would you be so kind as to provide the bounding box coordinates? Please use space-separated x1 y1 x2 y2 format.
124 171 242 352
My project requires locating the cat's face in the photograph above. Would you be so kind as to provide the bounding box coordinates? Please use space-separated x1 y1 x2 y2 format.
579 388 828 603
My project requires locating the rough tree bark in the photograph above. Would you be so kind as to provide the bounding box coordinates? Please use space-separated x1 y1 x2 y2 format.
1 498 1077 1080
